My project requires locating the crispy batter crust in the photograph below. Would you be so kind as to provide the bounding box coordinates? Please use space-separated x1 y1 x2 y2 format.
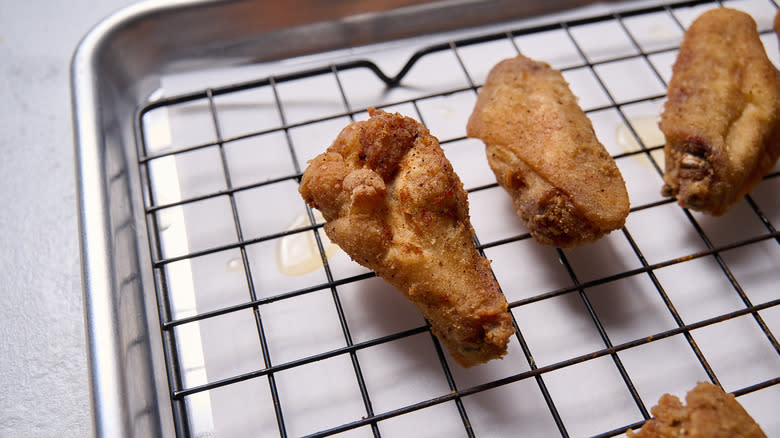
466 55 629 248
299 109 514 367
660 8 780 216
626 382 767 438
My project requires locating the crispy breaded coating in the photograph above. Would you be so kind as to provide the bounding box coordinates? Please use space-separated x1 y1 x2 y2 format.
299 109 514 367
626 382 767 438
466 55 629 248
660 8 780 216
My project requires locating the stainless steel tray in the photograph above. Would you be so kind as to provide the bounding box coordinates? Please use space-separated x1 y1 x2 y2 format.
72 0 780 437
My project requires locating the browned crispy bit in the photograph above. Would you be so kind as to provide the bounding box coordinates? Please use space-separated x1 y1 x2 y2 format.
466 54 630 248
659 8 780 216
626 382 767 438
299 109 514 367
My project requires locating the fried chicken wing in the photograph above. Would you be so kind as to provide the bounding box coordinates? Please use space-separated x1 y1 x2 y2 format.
659 8 780 216
626 382 767 438
466 55 629 248
299 109 514 367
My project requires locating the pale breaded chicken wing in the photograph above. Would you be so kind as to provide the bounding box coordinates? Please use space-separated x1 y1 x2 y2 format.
299 109 514 367
660 8 780 216
466 55 630 248
626 382 767 438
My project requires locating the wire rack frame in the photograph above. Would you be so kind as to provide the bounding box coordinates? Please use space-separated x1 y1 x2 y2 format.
134 0 780 436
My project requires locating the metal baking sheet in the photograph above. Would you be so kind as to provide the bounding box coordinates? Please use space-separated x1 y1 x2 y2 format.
73 0 780 436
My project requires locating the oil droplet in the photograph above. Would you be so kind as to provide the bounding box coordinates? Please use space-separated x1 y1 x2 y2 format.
276 210 340 276
616 115 666 169
438 105 457 120
226 257 243 273
649 25 677 43
616 115 664 151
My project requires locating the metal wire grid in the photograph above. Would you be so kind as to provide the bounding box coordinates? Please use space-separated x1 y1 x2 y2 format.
135 0 780 436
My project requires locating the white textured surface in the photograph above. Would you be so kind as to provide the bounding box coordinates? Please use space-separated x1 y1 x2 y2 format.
0 1 136 437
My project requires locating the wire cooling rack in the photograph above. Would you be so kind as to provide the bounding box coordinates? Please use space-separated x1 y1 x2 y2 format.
136 0 780 436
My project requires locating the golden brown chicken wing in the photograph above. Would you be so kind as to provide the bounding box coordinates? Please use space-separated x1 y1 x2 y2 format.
466 54 630 248
626 382 767 438
299 109 514 367
659 8 780 216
